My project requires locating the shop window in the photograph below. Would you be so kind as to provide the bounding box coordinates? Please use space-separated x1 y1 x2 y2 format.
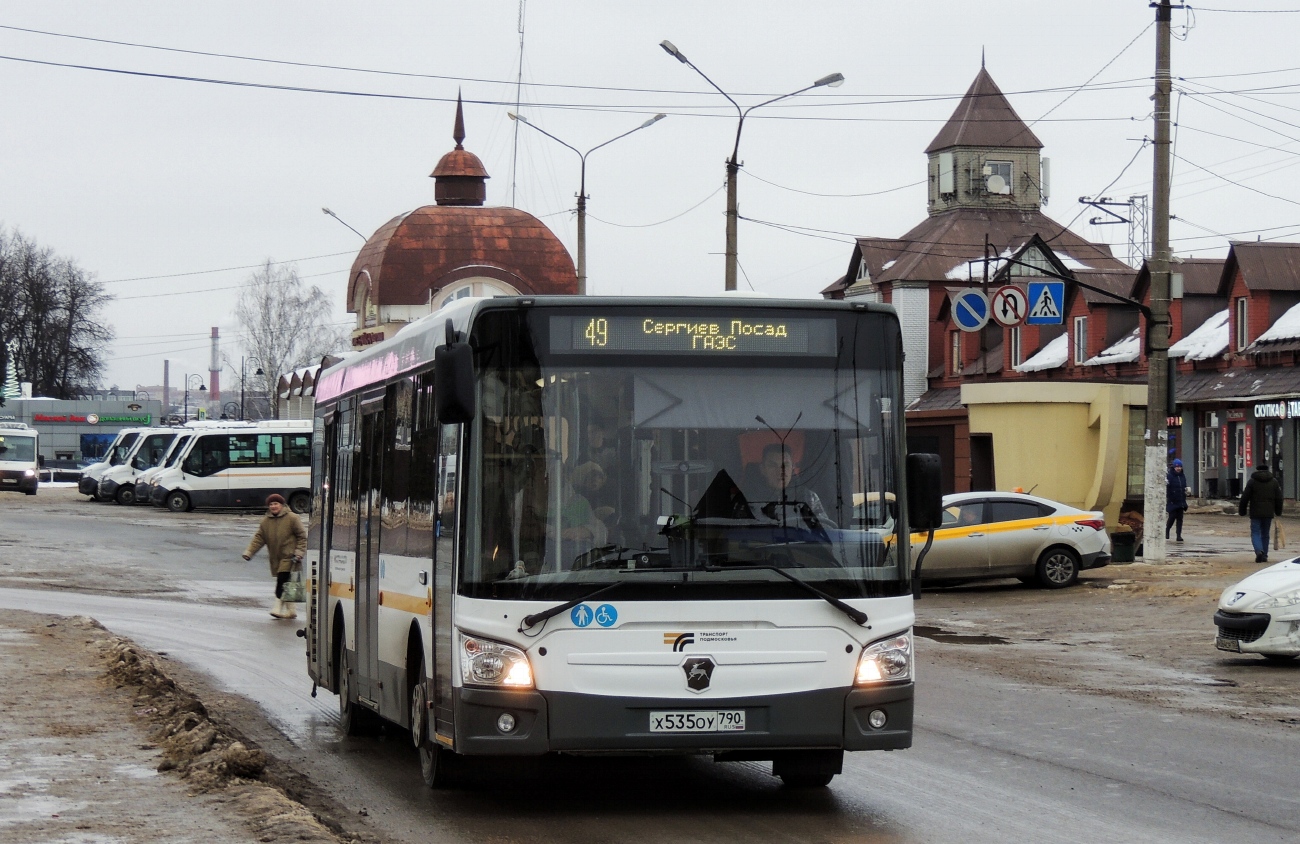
1126 409 1146 498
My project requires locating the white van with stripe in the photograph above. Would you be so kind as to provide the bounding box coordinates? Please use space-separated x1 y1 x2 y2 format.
151 420 314 513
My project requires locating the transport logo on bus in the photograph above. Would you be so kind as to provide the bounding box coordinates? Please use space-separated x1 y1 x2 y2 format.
664 632 695 651
682 656 715 692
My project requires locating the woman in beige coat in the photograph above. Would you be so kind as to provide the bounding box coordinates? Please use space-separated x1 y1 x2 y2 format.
243 493 308 619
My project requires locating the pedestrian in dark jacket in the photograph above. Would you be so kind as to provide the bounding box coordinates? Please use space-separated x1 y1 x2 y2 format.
1239 464 1284 563
243 493 307 618
1166 458 1189 542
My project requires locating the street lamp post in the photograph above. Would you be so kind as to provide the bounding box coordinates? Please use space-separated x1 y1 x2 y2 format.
321 208 367 241
508 112 666 295
183 374 206 422
239 357 264 422
660 40 842 291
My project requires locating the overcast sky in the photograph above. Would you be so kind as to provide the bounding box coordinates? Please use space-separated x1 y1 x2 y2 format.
4 1 1299 393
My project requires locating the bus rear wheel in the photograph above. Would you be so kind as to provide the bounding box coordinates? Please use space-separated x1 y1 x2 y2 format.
165 491 191 513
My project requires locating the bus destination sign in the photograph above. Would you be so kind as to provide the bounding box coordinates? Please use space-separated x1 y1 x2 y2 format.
550 315 837 356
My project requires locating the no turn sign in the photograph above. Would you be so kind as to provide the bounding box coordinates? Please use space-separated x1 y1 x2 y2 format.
990 285 1028 327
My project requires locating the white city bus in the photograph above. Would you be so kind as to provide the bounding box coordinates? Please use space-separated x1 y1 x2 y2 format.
305 296 939 789
0 422 40 495
150 421 314 512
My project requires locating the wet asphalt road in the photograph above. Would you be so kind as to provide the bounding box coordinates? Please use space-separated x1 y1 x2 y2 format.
1 492 1298 843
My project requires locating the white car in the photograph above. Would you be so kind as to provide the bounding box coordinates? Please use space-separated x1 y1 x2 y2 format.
1214 559 1300 662
915 491 1112 589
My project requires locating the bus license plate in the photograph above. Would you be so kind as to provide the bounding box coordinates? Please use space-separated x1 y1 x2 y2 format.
1215 636 1242 653
649 710 745 732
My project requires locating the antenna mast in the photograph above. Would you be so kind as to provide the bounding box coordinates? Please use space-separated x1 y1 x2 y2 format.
510 0 527 206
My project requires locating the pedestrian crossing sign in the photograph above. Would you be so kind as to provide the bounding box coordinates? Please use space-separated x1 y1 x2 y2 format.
1026 281 1065 325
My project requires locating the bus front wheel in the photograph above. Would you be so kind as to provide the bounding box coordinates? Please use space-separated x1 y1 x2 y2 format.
165 491 191 513
411 656 458 788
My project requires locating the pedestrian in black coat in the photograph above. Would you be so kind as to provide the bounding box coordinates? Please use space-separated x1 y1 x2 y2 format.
1239 464 1284 563
1166 459 1188 542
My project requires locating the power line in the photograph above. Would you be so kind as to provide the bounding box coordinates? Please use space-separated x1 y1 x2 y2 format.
744 172 924 198
0 54 1151 125
112 267 348 300
586 185 724 228
98 250 356 284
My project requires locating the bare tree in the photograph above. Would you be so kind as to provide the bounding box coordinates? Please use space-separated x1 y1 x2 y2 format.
0 227 113 403
233 260 345 417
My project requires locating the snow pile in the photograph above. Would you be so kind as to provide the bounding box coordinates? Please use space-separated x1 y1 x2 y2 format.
1169 309 1228 361
1085 327 1141 365
1015 332 1069 372
1255 301 1300 343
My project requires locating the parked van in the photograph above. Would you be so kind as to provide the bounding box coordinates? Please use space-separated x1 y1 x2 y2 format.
152 421 314 513
134 432 195 505
97 428 180 505
0 422 40 495
78 428 145 498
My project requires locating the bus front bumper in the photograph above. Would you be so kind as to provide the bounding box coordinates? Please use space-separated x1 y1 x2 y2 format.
453 684 912 757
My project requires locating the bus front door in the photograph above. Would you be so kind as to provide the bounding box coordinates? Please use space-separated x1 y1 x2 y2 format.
355 406 384 703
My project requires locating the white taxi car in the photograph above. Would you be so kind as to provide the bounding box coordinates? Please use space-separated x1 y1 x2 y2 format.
1214 558 1300 662
915 492 1111 589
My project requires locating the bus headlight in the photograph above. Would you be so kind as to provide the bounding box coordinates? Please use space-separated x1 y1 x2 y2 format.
459 633 534 688
23 469 36 477
855 631 913 685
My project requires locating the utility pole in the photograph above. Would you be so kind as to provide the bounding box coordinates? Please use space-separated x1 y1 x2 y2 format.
1144 0 1175 564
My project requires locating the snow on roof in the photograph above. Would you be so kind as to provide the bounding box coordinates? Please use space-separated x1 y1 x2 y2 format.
881 259 896 270
1084 327 1140 365
1169 309 1228 361
945 261 976 281
1256 301 1300 343
1014 332 1069 372
1055 253 1092 271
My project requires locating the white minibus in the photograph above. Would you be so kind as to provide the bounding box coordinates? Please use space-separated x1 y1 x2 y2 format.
152 421 314 513
0 423 40 496
97 427 180 505
77 427 146 499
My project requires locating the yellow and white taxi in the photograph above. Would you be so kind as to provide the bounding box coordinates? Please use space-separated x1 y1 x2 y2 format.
915 492 1111 589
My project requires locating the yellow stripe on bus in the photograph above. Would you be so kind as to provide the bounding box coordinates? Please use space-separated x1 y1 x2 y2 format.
329 582 355 599
378 590 432 615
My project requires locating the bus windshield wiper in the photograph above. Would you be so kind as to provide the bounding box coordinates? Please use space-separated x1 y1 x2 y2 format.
702 563 870 627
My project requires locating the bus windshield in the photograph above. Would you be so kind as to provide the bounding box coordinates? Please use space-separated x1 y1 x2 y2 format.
462 307 907 602
0 435 36 463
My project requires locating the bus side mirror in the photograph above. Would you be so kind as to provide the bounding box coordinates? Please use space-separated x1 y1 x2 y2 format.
37 454 45 468
906 453 943 531
435 342 475 425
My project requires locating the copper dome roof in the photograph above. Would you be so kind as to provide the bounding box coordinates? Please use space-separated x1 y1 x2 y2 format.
347 205 577 309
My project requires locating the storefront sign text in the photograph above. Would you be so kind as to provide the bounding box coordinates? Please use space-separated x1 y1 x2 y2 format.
1254 400 1300 420
32 413 150 425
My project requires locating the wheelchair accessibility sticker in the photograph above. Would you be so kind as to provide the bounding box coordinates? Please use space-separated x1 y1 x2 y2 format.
570 604 619 628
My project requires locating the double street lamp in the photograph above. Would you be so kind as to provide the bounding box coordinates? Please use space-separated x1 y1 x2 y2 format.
659 40 843 291
509 112 666 294
183 374 206 422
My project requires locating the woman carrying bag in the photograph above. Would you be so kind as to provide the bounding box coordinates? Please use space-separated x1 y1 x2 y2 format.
243 493 307 619
1166 458 1189 542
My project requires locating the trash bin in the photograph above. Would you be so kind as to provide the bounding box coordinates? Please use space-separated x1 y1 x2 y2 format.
1110 530 1136 564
